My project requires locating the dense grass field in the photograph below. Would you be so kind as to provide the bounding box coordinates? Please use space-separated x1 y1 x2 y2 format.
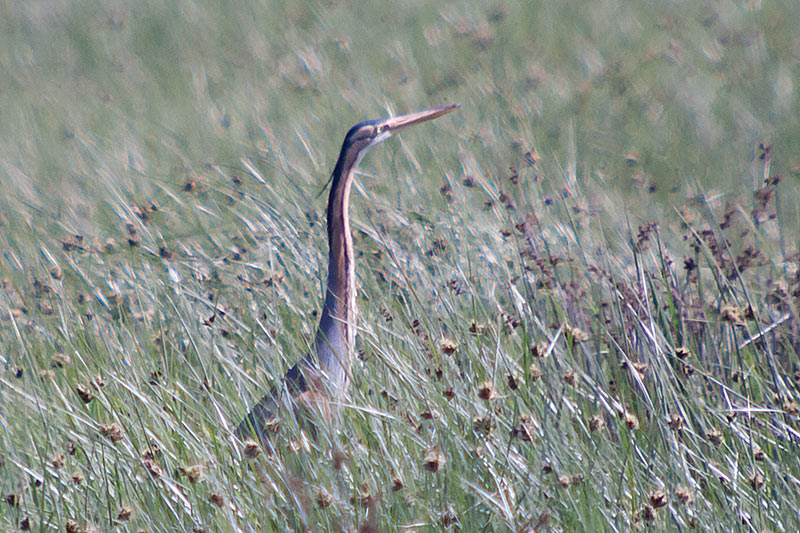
2 1 800 531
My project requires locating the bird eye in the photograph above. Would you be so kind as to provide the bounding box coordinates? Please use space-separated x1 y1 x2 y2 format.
376 125 385 134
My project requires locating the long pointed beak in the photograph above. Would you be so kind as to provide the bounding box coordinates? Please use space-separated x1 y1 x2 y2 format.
381 104 459 132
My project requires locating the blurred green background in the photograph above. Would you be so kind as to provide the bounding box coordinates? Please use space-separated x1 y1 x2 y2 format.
2 0 798 222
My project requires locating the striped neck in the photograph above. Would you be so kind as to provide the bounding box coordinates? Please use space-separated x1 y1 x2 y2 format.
313 159 358 392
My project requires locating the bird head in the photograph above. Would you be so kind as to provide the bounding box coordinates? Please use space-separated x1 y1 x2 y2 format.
337 104 459 170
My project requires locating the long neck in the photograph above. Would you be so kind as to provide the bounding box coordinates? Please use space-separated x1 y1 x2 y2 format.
313 155 359 391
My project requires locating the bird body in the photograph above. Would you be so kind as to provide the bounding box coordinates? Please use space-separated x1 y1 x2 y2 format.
236 105 458 443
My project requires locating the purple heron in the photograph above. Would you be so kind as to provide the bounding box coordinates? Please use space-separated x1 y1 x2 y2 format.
236 104 459 443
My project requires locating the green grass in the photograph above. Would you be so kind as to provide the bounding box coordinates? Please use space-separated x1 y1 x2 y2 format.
2 0 800 531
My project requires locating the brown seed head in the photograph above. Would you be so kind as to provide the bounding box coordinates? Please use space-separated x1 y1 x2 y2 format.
720 305 743 324
624 412 640 430
706 429 723 445
51 454 65 470
675 486 693 504
332 448 348 471
567 325 590 343
749 472 765 491
439 338 457 355
61 234 86 252
240 440 261 460
589 415 605 432
512 416 536 442
143 459 162 478
100 424 124 443
76 384 94 404
178 465 203 483
469 322 487 335
477 381 496 400
631 362 649 379
423 445 445 473
52 352 71 368
649 490 667 508
358 486 374 509
391 474 404 492
440 505 460 528
530 343 547 358
419 409 439 420
472 416 496 436
506 373 519 390
640 504 656 521
316 488 332 509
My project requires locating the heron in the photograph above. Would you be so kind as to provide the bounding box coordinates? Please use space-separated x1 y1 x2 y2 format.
236 104 459 444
